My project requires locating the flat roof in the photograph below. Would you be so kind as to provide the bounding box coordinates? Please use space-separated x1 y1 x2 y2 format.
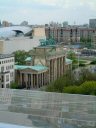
15 65 48 71
0 54 14 59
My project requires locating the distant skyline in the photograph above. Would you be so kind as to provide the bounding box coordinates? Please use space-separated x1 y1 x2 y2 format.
0 0 96 25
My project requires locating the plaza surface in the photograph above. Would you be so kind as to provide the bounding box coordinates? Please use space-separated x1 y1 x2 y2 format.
0 89 96 128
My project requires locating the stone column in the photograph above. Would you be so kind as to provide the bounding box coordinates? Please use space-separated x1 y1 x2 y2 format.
41 73 43 86
59 58 60 77
61 57 63 76
25 74 27 88
33 74 35 88
31 74 33 89
20 73 22 85
36 74 39 88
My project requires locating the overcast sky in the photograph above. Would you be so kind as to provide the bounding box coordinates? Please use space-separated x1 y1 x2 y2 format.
0 0 96 25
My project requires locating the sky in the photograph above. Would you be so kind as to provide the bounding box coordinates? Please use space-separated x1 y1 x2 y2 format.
0 0 96 25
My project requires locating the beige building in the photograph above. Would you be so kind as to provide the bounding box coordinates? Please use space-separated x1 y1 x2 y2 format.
45 27 80 44
15 45 72 89
45 27 96 45
2 21 10 27
92 33 96 48
0 27 46 54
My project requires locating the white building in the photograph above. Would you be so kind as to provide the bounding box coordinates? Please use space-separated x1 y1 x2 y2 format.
0 54 14 88
0 27 46 54
0 37 41 54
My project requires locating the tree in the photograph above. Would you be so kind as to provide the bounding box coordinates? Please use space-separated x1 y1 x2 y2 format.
63 81 96 95
13 50 29 65
67 51 78 64
46 68 96 94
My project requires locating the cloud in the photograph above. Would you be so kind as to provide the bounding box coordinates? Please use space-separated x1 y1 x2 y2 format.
0 0 96 24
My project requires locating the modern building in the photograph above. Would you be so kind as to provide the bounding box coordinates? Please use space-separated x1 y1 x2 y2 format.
0 27 46 54
0 54 15 88
0 26 32 38
0 37 41 54
89 19 96 28
15 45 72 89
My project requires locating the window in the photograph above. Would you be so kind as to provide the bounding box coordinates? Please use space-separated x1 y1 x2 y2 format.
1 76 4 82
2 84 4 88
6 83 9 88
10 72 14 77
6 75 9 82
1 66 4 72
12 65 14 69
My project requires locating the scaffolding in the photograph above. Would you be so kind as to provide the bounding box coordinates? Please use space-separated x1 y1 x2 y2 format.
0 89 96 128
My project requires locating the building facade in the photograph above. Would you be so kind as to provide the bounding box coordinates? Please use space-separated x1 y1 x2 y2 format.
89 19 96 29
15 45 72 89
45 27 80 44
0 27 46 54
2 21 10 27
92 33 96 49
45 27 96 45
0 54 15 88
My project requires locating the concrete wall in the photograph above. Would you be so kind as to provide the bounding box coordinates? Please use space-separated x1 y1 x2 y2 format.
0 40 4 54
33 27 46 39
1 37 40 54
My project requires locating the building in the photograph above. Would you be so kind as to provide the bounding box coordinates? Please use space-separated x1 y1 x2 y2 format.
20 21 28 26
0 37 41 54
0 54 15 88
80 28 95 41
0 27 46 54
92 33 96 48
45 27 96 45
2 20 10 27
89 19 96 28
62 21 68 27
15 45 72 89
45 27 80 44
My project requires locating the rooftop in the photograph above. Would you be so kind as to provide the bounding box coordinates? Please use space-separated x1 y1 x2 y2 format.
0 26 32 38
0 54 14 59
15 65 48 71
25 57 32 61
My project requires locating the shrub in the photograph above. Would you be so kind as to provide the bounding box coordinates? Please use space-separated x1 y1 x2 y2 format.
63 81 96 96
10 82 19 89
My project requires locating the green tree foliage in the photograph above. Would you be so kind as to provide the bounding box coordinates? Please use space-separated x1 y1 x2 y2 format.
67 51 78 64
10 82 19 89
46 68 96 96
46 71 75 93
63 81 96 95
13 50 29 65
90 60 96 65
